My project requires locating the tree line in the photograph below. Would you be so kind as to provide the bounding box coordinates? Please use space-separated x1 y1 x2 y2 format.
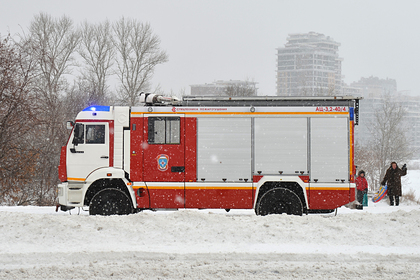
0 13 167 205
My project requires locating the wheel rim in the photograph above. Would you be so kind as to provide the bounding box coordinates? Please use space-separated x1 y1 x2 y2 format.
89 188 133 216
256 187 303 216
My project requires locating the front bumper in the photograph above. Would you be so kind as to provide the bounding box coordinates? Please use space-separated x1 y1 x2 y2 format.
57 182 85 208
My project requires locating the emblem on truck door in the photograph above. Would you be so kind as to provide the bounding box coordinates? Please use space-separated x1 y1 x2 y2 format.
157 154 169 171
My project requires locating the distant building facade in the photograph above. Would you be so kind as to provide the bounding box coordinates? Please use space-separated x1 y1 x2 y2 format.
276 32 343 96
352 76 420 158
190 80 258 96
350 76 397 98
352 76 398 145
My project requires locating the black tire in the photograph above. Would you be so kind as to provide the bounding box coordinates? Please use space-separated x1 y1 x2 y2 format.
89 188 133 216
255 187 303 216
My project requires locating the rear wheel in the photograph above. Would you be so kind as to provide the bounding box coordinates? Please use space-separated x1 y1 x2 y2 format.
89 188 133 216
255 187 303 216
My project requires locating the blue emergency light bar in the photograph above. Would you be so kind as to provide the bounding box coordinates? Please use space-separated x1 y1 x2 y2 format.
82 106 110 112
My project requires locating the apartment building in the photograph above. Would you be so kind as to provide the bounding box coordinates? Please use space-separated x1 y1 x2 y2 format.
276 32 343 96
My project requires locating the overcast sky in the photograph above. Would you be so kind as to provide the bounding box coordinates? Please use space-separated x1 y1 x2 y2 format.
1 0 419 96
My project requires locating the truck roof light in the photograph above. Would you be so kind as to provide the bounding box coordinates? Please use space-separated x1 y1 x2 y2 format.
82 106 110 112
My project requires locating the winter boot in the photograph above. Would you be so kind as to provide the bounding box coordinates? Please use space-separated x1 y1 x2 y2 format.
395 196 399 206
389 196 394 206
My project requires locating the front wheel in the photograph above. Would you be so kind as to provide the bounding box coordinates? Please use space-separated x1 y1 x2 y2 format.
89 188 133 216
255 187 303 216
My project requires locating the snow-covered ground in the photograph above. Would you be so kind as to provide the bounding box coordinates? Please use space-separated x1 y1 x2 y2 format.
1 174 420 279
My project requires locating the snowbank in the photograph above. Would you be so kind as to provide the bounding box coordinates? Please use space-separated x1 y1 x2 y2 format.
1 170 420 279
1 201 420 279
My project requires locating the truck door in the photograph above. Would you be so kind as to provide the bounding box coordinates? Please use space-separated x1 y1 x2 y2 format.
143 115 185 182
143 115 185 209
66 122 111 182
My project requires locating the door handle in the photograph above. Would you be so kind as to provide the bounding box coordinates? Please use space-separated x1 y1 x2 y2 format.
101 156 109 159
171 166 185 172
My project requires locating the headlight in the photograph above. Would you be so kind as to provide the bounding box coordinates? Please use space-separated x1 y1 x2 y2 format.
57 187 63 196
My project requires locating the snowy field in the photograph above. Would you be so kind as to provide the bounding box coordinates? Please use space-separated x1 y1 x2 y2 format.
1 172 420 279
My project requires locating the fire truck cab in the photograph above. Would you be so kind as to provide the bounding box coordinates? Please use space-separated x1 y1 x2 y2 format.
57 95 360 216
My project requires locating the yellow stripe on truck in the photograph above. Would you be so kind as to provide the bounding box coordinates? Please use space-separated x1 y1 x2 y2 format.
67 177 85 182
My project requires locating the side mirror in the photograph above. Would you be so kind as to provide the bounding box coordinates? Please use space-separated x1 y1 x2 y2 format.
66 121 74 130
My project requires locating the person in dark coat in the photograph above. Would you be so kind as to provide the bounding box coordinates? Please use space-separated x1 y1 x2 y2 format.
381 162 407 206
356 170 368 205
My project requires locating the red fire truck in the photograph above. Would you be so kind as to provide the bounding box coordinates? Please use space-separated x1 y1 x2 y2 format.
57 94 360 216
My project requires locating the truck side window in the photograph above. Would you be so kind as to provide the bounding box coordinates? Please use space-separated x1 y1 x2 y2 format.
166 117 180 144
86 125 105 144
148 117 180 144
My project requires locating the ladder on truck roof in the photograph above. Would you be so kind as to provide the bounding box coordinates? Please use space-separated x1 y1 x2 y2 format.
183 95 360 102
179 95 362 108
139 93 362 125
179 95 361 126
138 93 361 120
139 93 361 106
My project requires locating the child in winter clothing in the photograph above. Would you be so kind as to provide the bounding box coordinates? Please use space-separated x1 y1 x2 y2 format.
356 170 368 205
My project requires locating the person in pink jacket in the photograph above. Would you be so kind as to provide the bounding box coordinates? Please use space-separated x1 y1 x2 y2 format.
356 170 368 204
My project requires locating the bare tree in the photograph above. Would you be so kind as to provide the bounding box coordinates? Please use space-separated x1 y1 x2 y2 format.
224 81 257 97
64 77 99 118
355 95 412 190
21 13 80 205
0 35 39 205
79 20 114 105
354 141 376 192
26 12 80 104
113 17 168 106
25 12 80 148
327 83 338 96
